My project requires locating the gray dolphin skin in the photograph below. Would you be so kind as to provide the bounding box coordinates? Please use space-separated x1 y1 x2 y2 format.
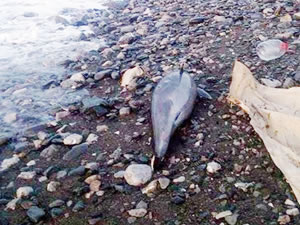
151 69 197 163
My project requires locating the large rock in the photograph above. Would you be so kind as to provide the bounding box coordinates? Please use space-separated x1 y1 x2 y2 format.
27 206 45 223
63 143 88 161
124 164 152 186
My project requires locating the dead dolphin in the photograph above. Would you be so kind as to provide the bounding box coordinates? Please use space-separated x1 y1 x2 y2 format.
151 68 197 168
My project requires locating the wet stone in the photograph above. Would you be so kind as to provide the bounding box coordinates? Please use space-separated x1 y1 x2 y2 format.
63 143 88 161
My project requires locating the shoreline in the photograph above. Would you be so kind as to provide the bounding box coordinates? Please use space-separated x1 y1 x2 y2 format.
1 0 300 224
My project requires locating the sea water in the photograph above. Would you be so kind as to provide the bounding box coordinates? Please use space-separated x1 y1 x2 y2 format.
0 0 107 134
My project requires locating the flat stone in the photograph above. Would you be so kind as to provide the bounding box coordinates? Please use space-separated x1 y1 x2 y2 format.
18 171 36 180
16 186 34 198
206 161 221 173
27 206 45 223
60 79 79 89
49 199 65 208
128 208 147 217
63 143 88 161
63 134 83 145
215 210 232 219
124 164 152 186
173 176 185 183
1 155 20 169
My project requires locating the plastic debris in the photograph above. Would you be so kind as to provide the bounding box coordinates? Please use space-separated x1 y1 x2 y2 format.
228 61 300 204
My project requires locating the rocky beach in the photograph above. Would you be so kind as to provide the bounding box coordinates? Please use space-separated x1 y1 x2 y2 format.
1 0 300 224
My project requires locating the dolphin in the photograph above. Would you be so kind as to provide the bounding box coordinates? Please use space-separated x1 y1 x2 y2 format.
151 68 197 169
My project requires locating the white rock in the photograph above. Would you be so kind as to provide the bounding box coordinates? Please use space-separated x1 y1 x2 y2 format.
158 177 170 189
124 164 152 186
26 160 36 167
1 155 20 170
285 199 296 206
63 134 83 145
128 208 147 218
47 181 60 192
207 161 221 173
173 176 185 183
286 208 299 216
16 186 34 198
96 125 108 132
215 210 233 219
70 72 85 82
86 133 98 144
90 180 101 192
114 171 125 178
18 171 36 180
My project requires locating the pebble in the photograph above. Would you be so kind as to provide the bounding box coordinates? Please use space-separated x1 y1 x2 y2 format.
5 198 19 210
39 176 48 182
86 133 98 144
206 161 221 173
285 199 296 206
85 162 99 170
128 208 147 217
18 171 36 180
294 12 300 20
57 170 68 179
158 177 170 189
278 215 290 224
96 125 109 132
136 200 148 209
63 143 88 161
171 195 185 205
63 134 83 145
173 176 185 183
68 166 86 176
47 181 61 192
1 155 20 170
26 160 36 167
124 164 152 186
90 180 101 192
114 170 125 178
50 208 63 218
286 208 299 216
85 175 101 184
142 179 159 196
119 107 131 117
16 186 34 198
127 217 137 224
72 201 85 212
225 213 238 225
27 206 45 223
49 199 65 208
0 134 11 146
40 144 60 158
215 210 232 219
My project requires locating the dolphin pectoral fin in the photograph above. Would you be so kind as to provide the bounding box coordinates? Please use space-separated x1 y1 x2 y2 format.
197 88 212 100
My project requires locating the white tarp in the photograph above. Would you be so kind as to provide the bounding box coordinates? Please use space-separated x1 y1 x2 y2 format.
228 61 300 203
